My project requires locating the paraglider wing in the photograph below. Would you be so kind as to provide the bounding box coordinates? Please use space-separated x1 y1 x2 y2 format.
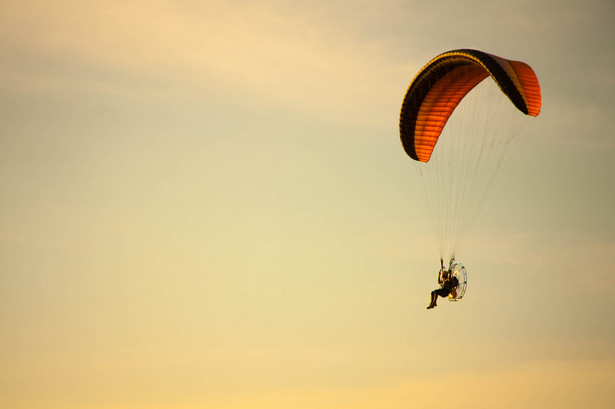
399 49 541 162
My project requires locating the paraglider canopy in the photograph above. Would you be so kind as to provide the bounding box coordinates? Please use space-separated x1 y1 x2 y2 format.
400 49 541 162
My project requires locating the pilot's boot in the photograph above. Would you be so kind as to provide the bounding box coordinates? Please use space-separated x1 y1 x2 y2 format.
427 291 437 309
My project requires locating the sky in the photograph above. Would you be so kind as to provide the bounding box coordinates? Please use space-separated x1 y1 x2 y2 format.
1 0 614 408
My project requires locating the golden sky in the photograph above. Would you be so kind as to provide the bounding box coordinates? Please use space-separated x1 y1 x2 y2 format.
1 0 614 408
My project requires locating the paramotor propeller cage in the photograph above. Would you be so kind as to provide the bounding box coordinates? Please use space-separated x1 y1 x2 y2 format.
447 262 468 302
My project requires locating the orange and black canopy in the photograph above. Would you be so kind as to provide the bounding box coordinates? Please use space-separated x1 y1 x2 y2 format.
399 49 541 162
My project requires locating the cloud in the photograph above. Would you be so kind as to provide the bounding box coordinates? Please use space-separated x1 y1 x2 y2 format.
0 0 407 124
188 358 615 409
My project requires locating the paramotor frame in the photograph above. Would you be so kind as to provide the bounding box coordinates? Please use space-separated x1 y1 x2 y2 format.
448 262 467 301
